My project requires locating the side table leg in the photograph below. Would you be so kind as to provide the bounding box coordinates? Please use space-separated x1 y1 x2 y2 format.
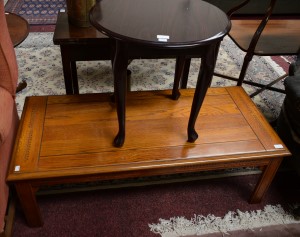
15 183 43 227
60 46 79 95
188 43 220 142
249 158 283 203
113 41 129 147
71 61 79 94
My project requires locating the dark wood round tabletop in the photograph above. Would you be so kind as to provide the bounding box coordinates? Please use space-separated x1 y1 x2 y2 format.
90 0 230 48
5 12 29 47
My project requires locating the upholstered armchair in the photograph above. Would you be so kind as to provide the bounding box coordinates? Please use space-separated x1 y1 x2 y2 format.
0 0 20 235
276 55 300 219
277 54 300 167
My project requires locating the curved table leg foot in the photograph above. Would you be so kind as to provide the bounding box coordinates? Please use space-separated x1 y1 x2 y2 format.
171 90 181 100
114 132 125 147
187 128 198 142
16 80 27 93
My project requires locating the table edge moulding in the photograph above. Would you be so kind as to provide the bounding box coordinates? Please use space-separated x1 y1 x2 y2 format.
7 87 291 227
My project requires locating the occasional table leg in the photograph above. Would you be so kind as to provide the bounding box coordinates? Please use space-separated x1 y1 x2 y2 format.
188 43 219 142
113 41 129 147
249 158 283 203
16 80 27 93
172 55 186 100
14 183 43 227
180 58 191 89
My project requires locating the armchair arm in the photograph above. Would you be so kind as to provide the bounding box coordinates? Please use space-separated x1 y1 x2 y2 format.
0 0 18 97
245 0 277 52
227 0 250 18
289 51 300 76
227 0 277 19
0 87 14 145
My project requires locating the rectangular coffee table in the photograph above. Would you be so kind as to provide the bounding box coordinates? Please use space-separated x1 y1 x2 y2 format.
7 87 290 227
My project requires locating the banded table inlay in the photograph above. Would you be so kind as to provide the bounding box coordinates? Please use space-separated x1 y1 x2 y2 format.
7 87 290 227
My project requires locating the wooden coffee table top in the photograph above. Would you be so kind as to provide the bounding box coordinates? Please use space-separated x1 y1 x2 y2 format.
8 87 290 182
7 87 291 227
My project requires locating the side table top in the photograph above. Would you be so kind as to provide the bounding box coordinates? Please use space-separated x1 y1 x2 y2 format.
90 0 231 48
53 11 109 45
5 12 29 47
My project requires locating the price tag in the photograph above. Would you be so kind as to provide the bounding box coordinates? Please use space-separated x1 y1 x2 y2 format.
274 144 284 149
157 35 170 42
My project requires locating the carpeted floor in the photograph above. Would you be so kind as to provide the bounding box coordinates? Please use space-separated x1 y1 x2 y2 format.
186 223 300 237
11 31 300 237
5 0 66 24
9 12 300 237
12 171 300 237
15 32 286 122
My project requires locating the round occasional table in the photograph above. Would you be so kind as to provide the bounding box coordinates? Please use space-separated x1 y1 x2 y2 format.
90 0 231 147
5 12 29 47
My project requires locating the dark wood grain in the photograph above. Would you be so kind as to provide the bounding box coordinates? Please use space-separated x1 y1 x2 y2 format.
53 11 110 44
90 0 230 47
5 12 29 47
53 12 112 94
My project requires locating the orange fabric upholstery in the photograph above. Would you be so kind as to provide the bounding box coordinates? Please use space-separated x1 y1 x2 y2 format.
0 1 18 97
0 0 19 233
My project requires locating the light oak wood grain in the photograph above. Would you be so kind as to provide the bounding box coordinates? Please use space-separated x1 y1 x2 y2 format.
7 87 290 227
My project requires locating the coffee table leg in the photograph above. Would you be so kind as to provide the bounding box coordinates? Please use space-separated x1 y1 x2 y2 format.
249 158 283 203
15 182 43 227
188 43 219 142
113 41 129 147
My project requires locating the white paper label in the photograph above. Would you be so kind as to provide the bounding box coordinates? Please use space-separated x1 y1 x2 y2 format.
14 165 20 172
274 144 284 149
157 35 170 39
158 38 168 42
